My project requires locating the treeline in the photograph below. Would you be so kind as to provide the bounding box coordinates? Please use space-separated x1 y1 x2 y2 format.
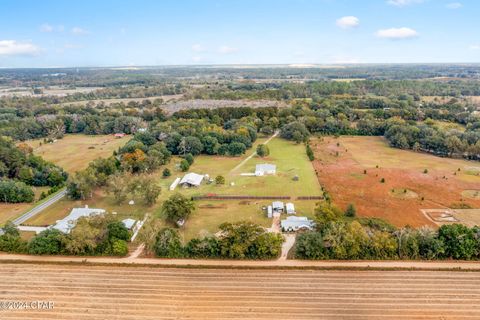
152 222 283 260
0 216 131 256
0 137 67 203
191 80 480 100
385 118 480 160
295 202 480 260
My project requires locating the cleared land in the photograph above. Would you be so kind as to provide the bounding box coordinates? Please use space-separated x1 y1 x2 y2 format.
61 94 183 107
25 134 130 173
25 136 322 242
312 136 480 228
1 263 480 319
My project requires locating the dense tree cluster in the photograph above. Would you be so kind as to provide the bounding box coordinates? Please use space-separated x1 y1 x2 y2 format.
0 136 67 203
154 221 283 260
1 215 130 256
295 203 480 260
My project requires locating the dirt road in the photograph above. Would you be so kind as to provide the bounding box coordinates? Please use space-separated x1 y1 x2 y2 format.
3 252 480 270
1 263 480 319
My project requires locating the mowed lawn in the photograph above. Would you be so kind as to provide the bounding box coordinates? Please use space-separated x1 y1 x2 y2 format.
25 134 130 173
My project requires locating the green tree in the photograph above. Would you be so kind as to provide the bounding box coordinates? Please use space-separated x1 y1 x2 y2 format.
28 229 65 255
215 175 225 185
344 204 356 218
179 159 190 172
162 168 171 177
154 228 184 258
256 144 270 157
161 193 195 225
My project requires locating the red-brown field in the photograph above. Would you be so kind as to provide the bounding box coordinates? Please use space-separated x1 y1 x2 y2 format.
312 136 480 228
1 263 480 319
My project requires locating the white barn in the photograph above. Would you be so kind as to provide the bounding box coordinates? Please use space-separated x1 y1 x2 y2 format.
255 164 276 176
286 203 296 215
180 173 204 187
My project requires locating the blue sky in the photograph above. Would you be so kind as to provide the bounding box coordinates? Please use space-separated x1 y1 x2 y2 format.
0 0 479 67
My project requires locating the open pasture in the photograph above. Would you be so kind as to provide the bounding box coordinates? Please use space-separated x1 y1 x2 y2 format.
25 134 130 173
312 136 480 228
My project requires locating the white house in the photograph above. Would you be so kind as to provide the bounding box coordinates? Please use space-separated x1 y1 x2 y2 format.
255 164 276 176
179 173 204 187
286 203 296 215
281 216 315 232
52 206 106 234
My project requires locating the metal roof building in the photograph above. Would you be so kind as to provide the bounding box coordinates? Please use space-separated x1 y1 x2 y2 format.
255 163 276 176
52 206 106 234
180 173 204 187
281 216 315 232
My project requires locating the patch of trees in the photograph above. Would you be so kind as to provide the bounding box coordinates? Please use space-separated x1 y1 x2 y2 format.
295 202 480 260
0 137 67 203
385 118 480 160
0 215 131 256
153 221 283 260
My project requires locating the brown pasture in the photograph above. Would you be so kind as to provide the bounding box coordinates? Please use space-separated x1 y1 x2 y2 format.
312 136 480 228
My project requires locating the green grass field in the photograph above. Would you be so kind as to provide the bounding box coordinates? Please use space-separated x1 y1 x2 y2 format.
25 134 130 173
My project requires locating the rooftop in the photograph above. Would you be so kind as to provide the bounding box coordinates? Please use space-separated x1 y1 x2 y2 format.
52 207 106 234
180 173 204 186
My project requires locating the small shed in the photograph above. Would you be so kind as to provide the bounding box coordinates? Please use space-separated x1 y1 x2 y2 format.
122 218 137 230
255 164 276 176
169 177 181 191
286 203 296 215
267 205 273 218
272 201 284 213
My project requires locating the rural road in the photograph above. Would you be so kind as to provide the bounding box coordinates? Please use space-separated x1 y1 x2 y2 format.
3 252 480 270
12 189 67 226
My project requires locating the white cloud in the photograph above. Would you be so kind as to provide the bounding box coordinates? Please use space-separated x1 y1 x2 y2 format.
387 0 424 7
71 27 89 35
446 2 462 9
376 27 418 39
192 56 203 62
218 45 238 54
64 43 83 49
191 44 206 52
40 23 53 33
469 44 480 50
336 16 359 29
0 40 41 56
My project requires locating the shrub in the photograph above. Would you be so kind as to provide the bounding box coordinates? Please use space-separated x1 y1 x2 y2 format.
111 239 129 256
162 168 171 177
344 204 356 218
215 175 225 185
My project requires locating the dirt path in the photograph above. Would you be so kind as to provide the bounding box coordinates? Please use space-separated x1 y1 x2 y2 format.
279 234 296 261
229 130 279 174
1 263 480 319
3 253 480 270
